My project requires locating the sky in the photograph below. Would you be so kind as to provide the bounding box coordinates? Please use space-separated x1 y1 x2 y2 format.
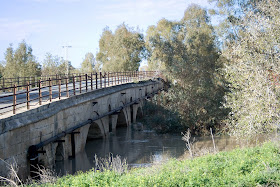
0 0 214 68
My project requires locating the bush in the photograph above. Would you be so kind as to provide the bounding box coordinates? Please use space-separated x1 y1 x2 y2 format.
141 100 185 133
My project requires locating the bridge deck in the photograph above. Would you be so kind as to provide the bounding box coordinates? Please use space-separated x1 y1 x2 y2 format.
0 71 157 119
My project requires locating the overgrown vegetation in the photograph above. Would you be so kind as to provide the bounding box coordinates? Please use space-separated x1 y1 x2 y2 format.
21 142 280 186
140 101 184 134
142 0 280 136
143 5 230 135
218 0 280 136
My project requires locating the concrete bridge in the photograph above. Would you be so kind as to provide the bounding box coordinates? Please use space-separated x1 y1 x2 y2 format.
0 77 164 179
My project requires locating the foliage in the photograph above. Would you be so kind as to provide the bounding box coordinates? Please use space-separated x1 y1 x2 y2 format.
141 100 184 134
96 24 145 72
146 5 229 134
37 142 280 186
80 52 95 73
3 41 41 79
41 53 63 76
208 0 263 48
221 0 280 136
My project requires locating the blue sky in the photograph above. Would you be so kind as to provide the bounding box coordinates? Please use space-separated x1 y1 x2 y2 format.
0 0 212 68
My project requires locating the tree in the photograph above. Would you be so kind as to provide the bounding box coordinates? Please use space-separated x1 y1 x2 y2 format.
3 41 41 78
80 52 95 73
221 0 280 136
96 24 145 72
0 61 4 78
42 53 64 76
208 0 263 49
146 5 228 134
3 44 17 78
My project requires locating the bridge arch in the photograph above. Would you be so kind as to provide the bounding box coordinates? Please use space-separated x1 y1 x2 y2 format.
115 109 128 128
87 122 103 141
55 142 64 162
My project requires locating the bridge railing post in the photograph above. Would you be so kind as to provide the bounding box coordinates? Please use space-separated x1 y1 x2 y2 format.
104 73 106 88
49 78 52 102
108 72 110 87
13 84 16 114
79 75 82 94
85 74 88 92
95 72 98 89
117 72 120 85
58 76 61 99
100 72 102 88
66 77 69 97
26 81 30 110
39 80 42 105
91 73 93 90
73 76 76 96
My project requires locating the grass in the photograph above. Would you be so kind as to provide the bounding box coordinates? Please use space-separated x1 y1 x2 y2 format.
35 141 280 186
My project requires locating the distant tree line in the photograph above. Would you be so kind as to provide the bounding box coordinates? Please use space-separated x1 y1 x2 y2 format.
0 42 98 79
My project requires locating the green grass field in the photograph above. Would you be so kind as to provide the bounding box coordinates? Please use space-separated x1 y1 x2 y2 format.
38 142 280 186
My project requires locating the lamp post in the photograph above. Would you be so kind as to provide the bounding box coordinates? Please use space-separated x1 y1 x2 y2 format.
62 45 72 76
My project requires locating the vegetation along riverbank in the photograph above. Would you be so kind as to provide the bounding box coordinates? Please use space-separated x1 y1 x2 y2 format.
22 141 279 186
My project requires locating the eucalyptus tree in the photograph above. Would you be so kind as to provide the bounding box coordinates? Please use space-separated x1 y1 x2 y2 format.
80 52 95 73
42 53 63 76
96 24 145 72
3 41 41 79
146 5 228 133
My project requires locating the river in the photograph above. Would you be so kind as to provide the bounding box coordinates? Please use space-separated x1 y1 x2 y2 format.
54 126 269 176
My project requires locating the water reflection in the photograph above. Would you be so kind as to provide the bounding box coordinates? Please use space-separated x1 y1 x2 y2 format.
55 127 186 175
54 127 271 176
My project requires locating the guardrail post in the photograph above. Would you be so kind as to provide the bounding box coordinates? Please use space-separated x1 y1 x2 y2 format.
100 72 102 88
79 75 82 94
49 78 52 102
39 80 42 105
91 73 93 90
66 77 69 97
85 74 88 92
58 76 61 99
13 84 16 114
73 76 76 96
108 72 110 87
104 73 106 88
26 82 30 110
117 72 120 84
95 72 98 89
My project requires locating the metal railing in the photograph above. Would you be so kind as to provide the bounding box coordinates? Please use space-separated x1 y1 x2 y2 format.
0 71 157 115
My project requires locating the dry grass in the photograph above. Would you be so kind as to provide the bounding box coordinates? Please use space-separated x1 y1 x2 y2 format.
94 153 128 174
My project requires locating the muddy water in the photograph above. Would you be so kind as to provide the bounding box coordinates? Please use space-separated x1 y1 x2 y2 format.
54 127 269 176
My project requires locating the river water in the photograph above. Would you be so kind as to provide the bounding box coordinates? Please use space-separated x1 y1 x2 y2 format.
54 126 269 176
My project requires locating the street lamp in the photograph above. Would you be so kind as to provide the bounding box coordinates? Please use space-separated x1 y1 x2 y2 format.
62 45 72 76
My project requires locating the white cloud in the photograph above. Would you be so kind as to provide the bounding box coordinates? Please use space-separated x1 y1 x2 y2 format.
0 19 47 41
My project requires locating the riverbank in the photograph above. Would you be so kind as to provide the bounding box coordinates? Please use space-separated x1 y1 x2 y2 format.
31 141 280 186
